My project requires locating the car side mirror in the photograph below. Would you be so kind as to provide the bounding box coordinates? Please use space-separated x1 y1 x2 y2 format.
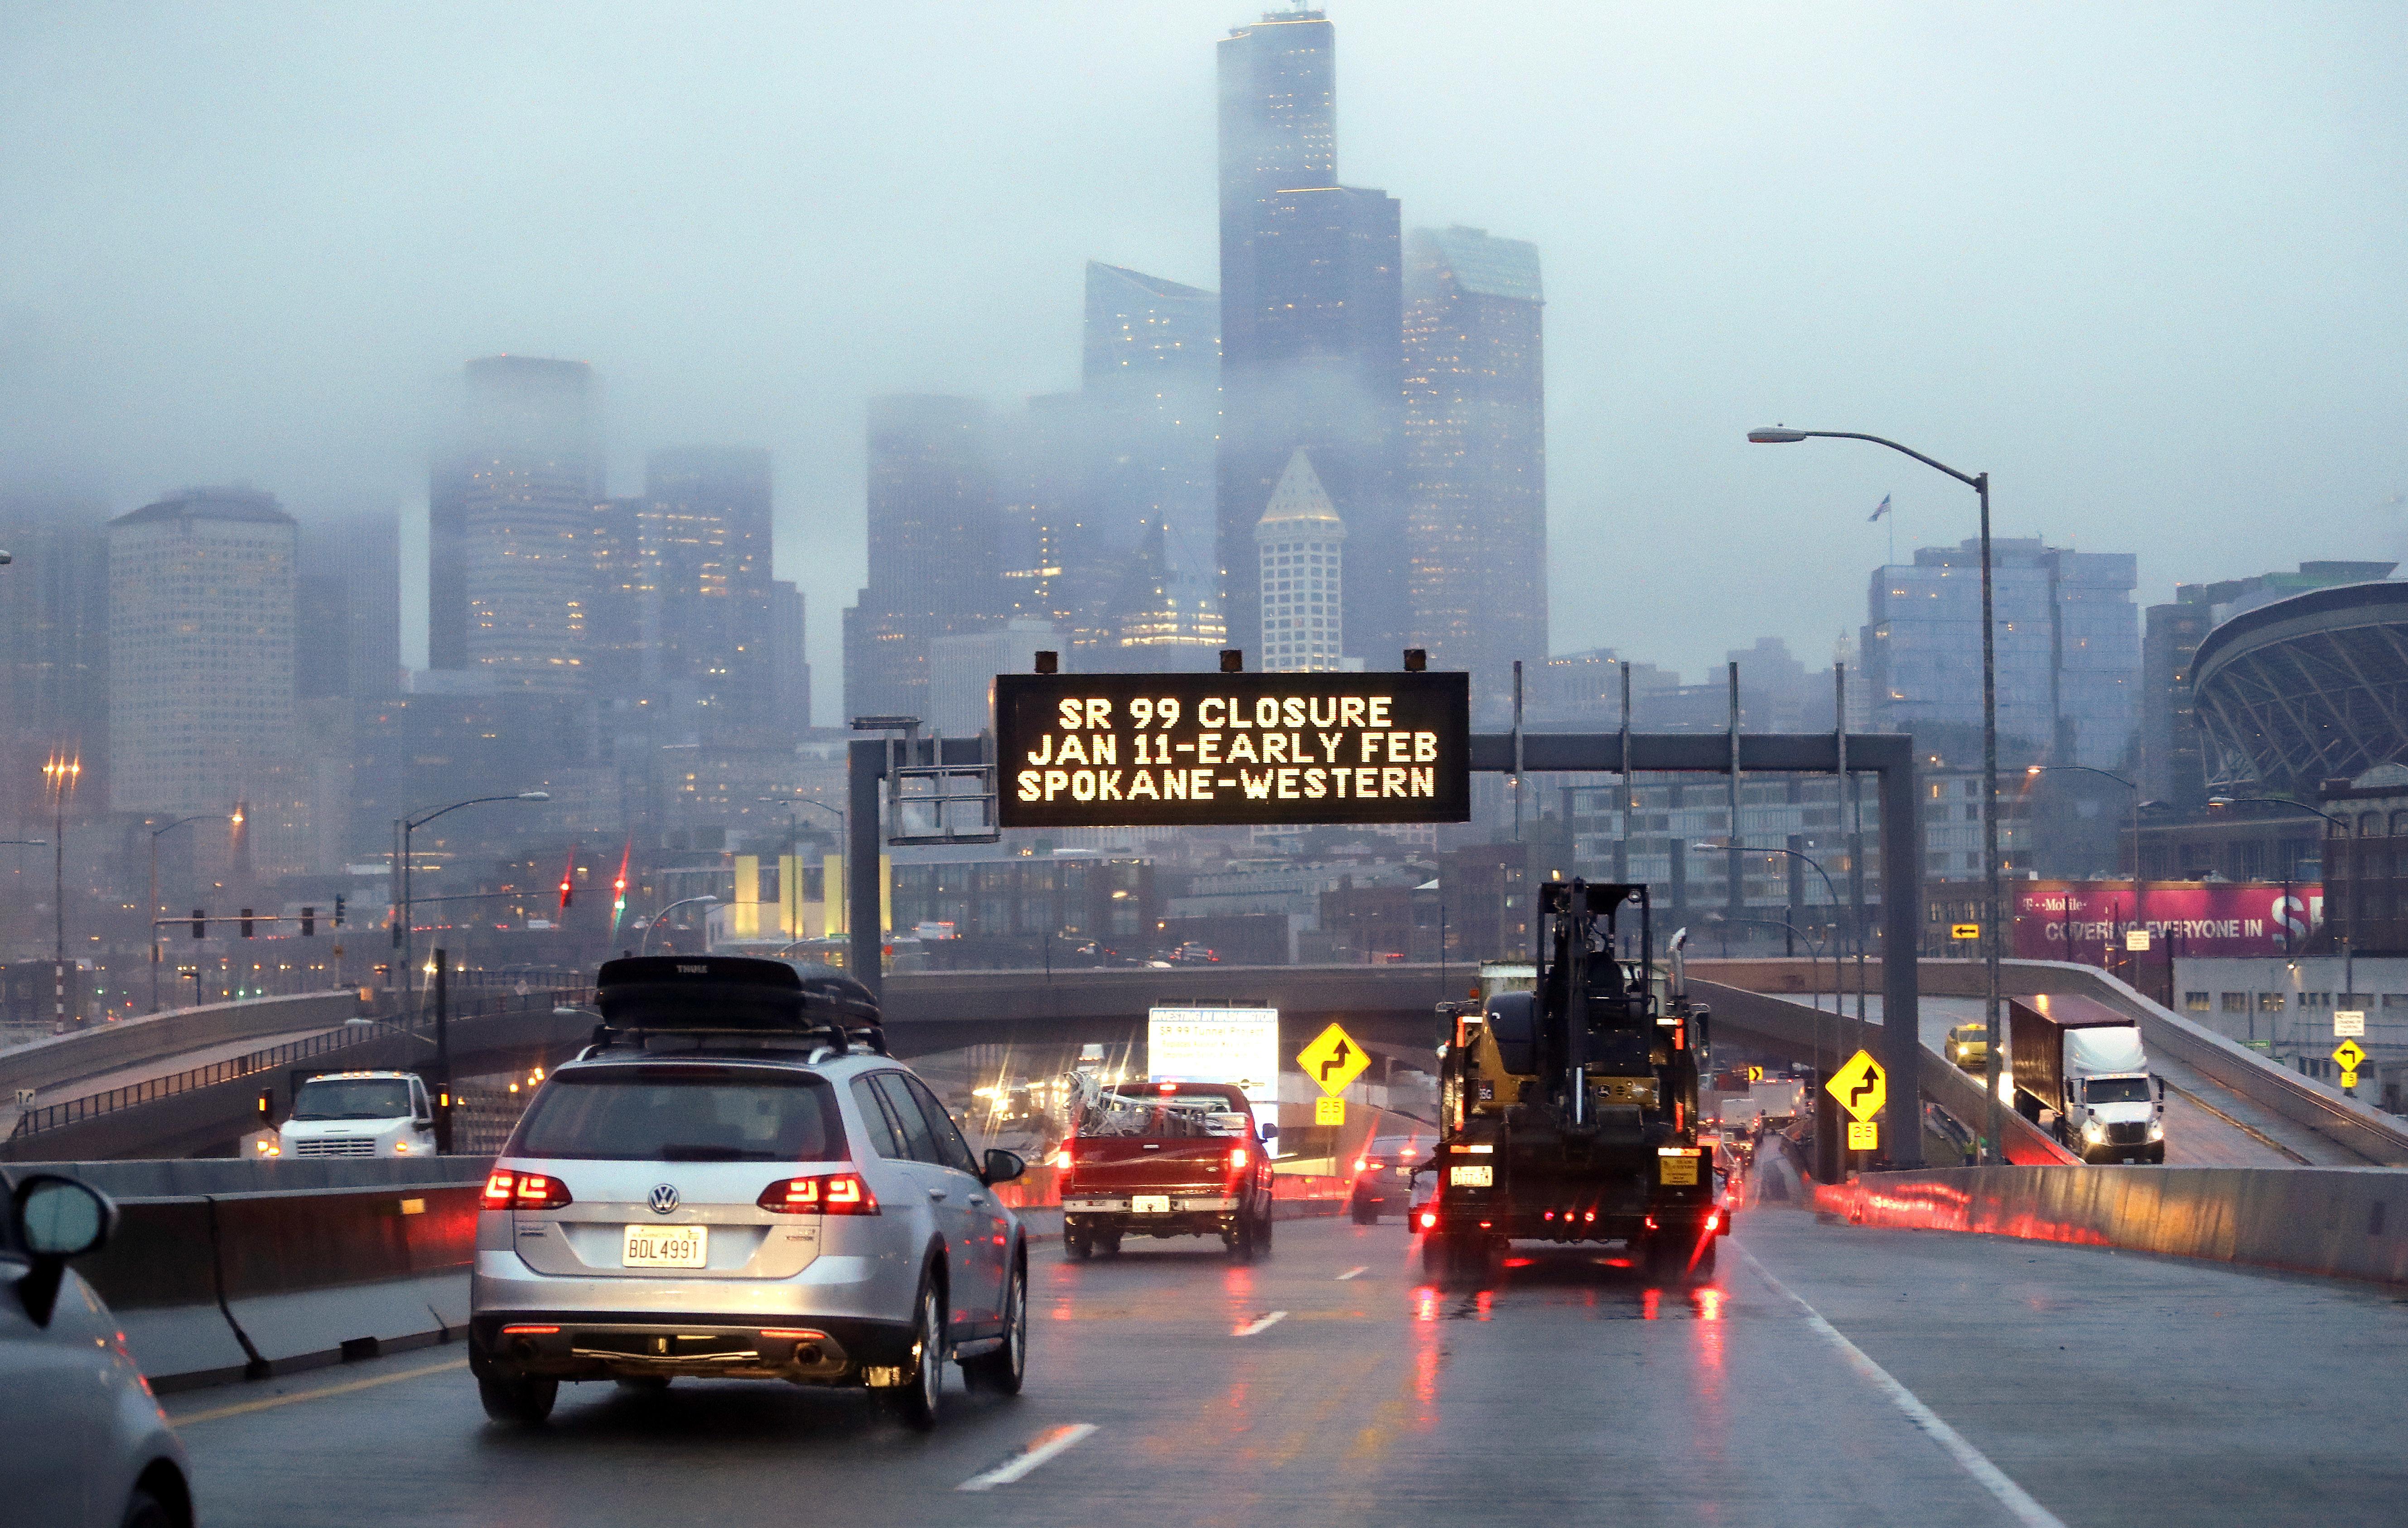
12 1175 115 1328
2154 1075 2166 1103
414 1112 434 1128
982 1148 1026 1186
1257 1122 1279 1152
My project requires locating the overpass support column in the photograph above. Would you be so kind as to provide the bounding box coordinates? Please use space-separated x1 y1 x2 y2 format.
848 740 884 1001
1878 754 1923 1166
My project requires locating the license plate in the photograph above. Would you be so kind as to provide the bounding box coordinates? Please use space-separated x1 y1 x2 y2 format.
1131 1195 1171 1214
1448 1164 1493 1187
622 1223 708 1268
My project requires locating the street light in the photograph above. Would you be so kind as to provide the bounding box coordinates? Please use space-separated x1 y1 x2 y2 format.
1694 839 1855 1010
2025 764 2149 979
394 793 550 1012
40 754 80 1027
2209 795 2347 976
1751 424 2001 1164
148 813 231 1014
759 796 847 943
640 895 722 956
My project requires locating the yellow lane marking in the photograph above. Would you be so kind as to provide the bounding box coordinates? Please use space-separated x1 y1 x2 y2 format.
172 1358 468 1426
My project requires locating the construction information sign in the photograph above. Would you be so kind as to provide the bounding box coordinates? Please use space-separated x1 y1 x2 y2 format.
1148 1007 1280 1109
996 672 1470 829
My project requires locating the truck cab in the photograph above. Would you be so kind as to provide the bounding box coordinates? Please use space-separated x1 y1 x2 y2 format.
277 1070 438 1159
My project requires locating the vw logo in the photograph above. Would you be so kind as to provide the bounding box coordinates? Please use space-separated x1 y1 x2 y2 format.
648 1184 680 1215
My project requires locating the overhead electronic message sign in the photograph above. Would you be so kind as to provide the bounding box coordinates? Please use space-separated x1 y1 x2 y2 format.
995 671 1470 829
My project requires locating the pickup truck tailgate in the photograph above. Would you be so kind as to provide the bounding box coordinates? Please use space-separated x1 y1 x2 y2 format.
1074 1138 1241 1194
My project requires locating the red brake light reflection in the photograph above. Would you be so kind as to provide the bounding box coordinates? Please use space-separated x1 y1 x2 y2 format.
758 1172 880 1215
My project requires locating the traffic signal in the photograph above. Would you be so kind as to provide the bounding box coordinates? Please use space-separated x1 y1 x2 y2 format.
256 1089 273 1126
301 906 316 937
240 908 254 938
333 894 345 928
191 908 205 939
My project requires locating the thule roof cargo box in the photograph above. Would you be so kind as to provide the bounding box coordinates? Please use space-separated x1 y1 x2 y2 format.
591 955 882 1048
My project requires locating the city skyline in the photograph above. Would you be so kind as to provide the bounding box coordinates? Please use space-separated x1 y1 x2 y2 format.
7 4 2399 709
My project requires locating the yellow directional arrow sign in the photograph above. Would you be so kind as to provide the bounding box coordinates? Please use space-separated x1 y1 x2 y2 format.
2333 1039 2368 1073
1299 1022 1370 1098
1826 1048 1887 1123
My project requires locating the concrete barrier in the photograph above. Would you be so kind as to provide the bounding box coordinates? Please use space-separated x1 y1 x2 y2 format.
1810 1165 2408 1287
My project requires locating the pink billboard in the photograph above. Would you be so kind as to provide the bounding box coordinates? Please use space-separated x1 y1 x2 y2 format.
2011 881 2323 961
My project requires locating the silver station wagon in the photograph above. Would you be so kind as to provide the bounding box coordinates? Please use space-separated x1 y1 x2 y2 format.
469 956 1028 1431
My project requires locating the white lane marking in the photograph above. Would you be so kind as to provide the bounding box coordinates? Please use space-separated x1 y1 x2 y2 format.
1234 1311 1288 1336
956 1422 1098 1491
1739 1248 2067 1528
1336 1266 1369 1281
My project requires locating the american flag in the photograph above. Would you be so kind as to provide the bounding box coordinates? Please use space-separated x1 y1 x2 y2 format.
1868 494 1891 523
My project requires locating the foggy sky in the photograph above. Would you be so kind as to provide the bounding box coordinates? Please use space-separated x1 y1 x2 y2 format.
4 1 2403 718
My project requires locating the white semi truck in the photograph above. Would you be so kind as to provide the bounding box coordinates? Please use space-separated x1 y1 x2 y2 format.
2007 994 2165 1164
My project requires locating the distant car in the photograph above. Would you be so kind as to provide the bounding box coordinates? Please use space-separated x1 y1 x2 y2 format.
470 957 1028 1432
1946 1023 1990 1074
1347 1133 1429 1223
1169 943 1221 964
0 1172 193 1526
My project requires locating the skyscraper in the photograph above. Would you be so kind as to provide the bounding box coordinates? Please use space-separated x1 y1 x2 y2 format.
843 396 1003 719
1402 226 1547 719
1083 261 1221 635
0 494 111 823
108 488 296 818
594 447 778 734
1255 448 1346 671
1217 11 1405 668
1863 538 2137 768
429 356 600 689
769 579 811 734
296 506 402 702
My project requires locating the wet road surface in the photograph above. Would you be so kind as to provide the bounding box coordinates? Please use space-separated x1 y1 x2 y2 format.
165 1209 2408 1527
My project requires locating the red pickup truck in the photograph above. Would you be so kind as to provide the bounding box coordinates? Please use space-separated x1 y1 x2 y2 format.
1059 1080 1275 1262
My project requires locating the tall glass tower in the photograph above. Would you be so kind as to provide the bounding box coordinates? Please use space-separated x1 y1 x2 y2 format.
1216 10 1404 669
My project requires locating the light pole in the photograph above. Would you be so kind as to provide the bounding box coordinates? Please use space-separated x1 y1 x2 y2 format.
41 755 80 1027
2025 764 2149 980
1751 425 2002 1164
759 796 846 941
639 896 721 956
2209 795 2347 974
395 793 549 1014
148 813 230 1014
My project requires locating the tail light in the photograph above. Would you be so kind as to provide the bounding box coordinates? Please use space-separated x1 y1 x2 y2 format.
1417 1210 1437 1230
1354 1156 1369 1173
483 1169 572 1210
1705 1210 1721 1232
1229 1145 1250 1171
758 1172 880 1215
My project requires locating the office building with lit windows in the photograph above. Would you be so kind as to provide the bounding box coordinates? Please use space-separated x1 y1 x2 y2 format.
1402 225 1546 721
1216 10 1406 667
843 395 1004 719
429 355 603 690
1255 448 1346 671
107 488 297 818
1863 537 2137 769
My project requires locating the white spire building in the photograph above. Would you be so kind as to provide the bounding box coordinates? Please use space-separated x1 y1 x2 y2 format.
1255 448 1347 671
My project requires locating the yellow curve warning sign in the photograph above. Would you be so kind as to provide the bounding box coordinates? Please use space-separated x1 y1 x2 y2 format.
1826 1048 1887 1123
1299 1022 1370 1098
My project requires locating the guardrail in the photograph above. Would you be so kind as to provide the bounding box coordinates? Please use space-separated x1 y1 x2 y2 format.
4 987 588 1149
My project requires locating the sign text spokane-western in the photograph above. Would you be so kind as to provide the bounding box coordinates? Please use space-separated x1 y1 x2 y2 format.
995 672 1469 828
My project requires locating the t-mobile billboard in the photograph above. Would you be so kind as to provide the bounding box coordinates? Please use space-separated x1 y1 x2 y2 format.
2012 881 2323 960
